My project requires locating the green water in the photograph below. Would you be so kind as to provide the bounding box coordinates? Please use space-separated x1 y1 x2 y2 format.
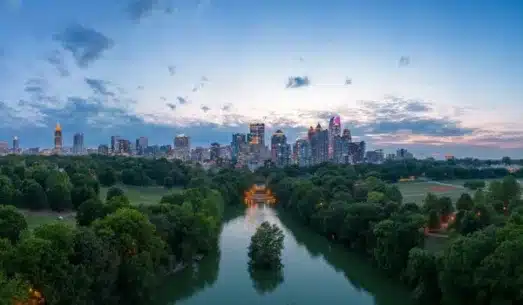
157 205 412 305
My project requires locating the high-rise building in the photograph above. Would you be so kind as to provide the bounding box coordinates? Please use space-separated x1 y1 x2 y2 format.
12 136 19 153
328 116 341 159
310 123 328 165
136 136 148 155
174 134 190 161
210 142 221 161
231 133 247 161
248 123 265 146
110 136 121 153
54 123 63 151
73 133 84 154
342 128 352 142
98 144 109 155
117 139 130 154
294 138 311 167
270 130 290 167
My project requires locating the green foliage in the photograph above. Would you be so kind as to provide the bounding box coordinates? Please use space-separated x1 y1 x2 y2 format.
267 162 523 305
463 180 486 190
248 221 284 269
0 205 27 243
0 154 252 305
106 186 125 201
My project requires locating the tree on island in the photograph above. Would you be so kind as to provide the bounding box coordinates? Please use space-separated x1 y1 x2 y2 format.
248 221 284 269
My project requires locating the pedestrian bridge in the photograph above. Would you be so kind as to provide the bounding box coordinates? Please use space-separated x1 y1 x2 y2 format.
244 183 276 205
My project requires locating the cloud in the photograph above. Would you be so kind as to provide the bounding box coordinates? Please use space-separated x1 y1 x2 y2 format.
46 50 70 77
177 96 189 104
399 56 410 67
167 65 176 76
126 0 158 21
85 78 114 96
285 76 310 89
363 118 475 137
221 103 232 112
53 24 114 68
201 105 210 113
166 103 176 110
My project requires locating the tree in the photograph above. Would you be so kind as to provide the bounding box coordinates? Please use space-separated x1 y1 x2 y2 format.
0 176 14 206
71 185 97 209
248 221 284 269
106 186 125 201
456 193 474 211
47 183 73 212
20 179 48 210
0 205 27 243
0 272 29 305
403 248 441 305
98 167 117 187
76 199 108 226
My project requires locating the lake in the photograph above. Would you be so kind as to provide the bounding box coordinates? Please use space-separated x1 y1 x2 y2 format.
157 205 412 305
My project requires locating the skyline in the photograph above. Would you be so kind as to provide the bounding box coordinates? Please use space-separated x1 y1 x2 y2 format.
1 0 522 159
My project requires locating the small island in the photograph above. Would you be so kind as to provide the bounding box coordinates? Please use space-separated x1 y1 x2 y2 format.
248 221 285 269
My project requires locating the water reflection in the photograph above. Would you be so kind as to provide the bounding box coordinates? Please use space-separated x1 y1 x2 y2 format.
248 265 285 295
158 205 412 305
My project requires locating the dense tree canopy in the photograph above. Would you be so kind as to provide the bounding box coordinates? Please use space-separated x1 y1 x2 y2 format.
264 163 523 305
0 155 253 304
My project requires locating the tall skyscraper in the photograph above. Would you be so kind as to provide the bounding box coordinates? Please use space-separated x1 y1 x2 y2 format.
270 130 290 167
248 123 265 146
294 138 311 167
110 136 121 153
210 142 221 161
54 123 63 151
231 133 246 161
328 116 341 159
174 134 190 161
73 133 84 154
311 123 328 165
12 136 19 153
136 137 148 155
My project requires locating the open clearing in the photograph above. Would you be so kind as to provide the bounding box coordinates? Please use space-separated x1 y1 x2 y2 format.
20 184 175 229
398 178 523 205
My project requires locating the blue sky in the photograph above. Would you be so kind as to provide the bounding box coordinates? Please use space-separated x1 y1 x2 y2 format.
0 0 522 158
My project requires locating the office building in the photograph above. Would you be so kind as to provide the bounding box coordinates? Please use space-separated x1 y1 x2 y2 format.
54 123 63 152
73 133 84 154
248 123 265 146
12 136 19 153
136 137 148 155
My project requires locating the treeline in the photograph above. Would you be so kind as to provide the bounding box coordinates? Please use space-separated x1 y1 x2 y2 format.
0 156 253 305
0 155 252 212
259 158 523 183
264 164 523 304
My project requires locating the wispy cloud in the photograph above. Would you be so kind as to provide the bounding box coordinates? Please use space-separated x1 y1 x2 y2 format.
85 78 114 96
167 65 176 76
201 105 210 113
285 76 310 89
166 103 176 110
45 50 70 77
221 103 232 112
177 96 189 104
53 24 114 68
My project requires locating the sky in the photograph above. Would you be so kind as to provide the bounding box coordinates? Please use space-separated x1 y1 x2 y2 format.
0 0 522 159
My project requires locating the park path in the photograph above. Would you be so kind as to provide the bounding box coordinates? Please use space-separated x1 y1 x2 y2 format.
429 181 466 189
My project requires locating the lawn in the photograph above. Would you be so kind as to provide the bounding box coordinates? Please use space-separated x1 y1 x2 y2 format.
21 184 176 229
397 180 471 205
398 178 523 205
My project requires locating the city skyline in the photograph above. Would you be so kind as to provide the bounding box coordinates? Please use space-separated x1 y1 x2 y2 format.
1 0 522 159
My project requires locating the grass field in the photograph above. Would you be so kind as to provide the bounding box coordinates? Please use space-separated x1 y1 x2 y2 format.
21 184 175 229
398 178 523 205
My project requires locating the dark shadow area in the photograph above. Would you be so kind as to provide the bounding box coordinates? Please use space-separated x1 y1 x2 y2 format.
276 210 414 305
248 265 285 295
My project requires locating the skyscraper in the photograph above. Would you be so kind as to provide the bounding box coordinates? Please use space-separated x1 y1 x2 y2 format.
110 136 121 153
248 123 265 146
231 133 246 161
270 130 290 167
136 137 148 155
12 136 19 153
73 133 84 155
311 123 328 164
54 123 63 151
210 142 221 161
328 116 341 159
174 134 190 161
